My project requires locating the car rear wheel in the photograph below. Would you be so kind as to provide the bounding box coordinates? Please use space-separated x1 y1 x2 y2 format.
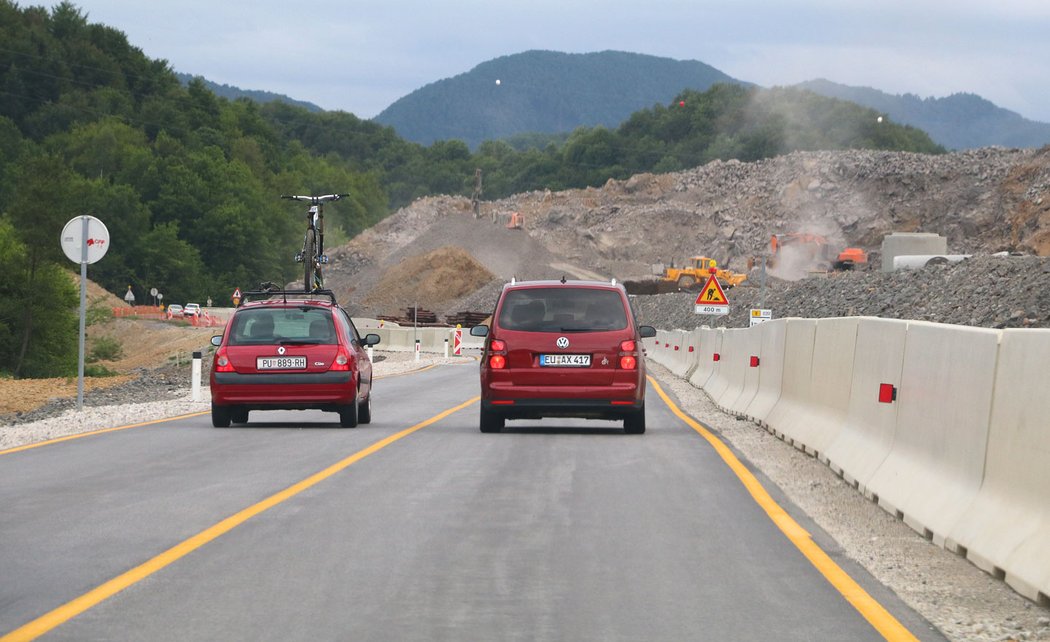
358 391 372 425
624 406 646 434
231 407 249 424
480 407 505 433
339 399 359 428
212 404 231 428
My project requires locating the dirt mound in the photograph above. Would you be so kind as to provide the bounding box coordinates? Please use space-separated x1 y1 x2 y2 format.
361 246 496 315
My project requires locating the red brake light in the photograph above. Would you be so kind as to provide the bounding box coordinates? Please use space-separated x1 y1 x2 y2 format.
214 347 234 372
489 355 506 369
330 345 351 371
490 339 506 352
619 339 638 369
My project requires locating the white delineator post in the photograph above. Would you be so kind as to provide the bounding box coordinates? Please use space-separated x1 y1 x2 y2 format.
415 338 421 362
444 338 449 358
367 345 373 362
191 351 202 402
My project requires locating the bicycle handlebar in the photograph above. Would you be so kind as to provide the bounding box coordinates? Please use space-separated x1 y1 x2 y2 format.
280 193 349 204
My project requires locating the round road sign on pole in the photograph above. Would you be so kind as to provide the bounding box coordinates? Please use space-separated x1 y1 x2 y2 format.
60 215 109 264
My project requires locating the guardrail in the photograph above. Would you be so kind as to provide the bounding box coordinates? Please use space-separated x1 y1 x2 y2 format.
647 318 1050 604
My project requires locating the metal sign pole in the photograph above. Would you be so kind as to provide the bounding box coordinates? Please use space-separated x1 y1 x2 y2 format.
77 216 87 411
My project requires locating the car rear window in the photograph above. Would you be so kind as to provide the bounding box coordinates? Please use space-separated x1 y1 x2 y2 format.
228 307 336 345
498 288 628 332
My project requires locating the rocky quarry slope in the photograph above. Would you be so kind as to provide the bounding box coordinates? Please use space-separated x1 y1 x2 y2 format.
326 146 1050 329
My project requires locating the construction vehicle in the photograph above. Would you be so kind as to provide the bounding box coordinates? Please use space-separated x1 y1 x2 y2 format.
769 233 868 271
623 256 747 295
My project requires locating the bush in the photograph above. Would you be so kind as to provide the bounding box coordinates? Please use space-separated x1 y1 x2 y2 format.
84 363 119 377
88 336 123 362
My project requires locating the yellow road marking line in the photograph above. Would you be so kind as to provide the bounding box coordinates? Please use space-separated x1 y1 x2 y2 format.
0 412 210 456
647 376 918 642
0 396 480 642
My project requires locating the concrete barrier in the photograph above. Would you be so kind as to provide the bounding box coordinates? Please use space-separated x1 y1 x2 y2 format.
688 328 722 390
666 331 691 378
944 329 1050 603
798 317 863 462
704 328 743 407
722 326 764 417
865 322 1000 547
822 317 908 496
762 319 817 450
744 319 789 426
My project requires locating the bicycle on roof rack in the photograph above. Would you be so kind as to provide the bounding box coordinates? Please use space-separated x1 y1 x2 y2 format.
280 193 348 292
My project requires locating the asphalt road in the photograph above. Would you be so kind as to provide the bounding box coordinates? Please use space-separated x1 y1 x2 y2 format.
0 363 943 641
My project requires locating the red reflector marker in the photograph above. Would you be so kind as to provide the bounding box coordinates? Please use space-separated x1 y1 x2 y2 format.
610 401 635 406
674 345 679 351
688 346 694 352
713 353 720 362
749 356 760 367
878 383 897 404
491 400 515 406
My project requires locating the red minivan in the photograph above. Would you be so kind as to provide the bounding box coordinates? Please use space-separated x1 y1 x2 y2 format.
471 279 657 434
209 290 380 428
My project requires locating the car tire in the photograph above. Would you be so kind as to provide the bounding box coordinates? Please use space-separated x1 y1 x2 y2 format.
358 391 372 425
212 404 231 428
231 407 249 424
479 407 505 433
624 406 646 434
339 400 359 428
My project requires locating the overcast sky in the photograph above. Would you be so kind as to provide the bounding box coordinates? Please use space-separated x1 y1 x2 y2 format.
43 1 1050 122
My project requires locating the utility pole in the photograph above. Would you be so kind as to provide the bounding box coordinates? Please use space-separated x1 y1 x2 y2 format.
472 168 482 220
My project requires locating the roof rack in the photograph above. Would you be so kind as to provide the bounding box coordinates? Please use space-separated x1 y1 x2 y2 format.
238 284 339 307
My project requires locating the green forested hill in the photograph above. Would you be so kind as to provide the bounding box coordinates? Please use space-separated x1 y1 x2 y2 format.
0 2 942 377
797 79 1050 150
374 50 749 148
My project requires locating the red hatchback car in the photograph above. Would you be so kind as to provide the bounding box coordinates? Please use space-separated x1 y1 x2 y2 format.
470 279 657 434
209 289 380 428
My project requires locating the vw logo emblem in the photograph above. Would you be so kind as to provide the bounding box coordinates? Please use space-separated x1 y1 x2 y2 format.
556 336 570 349
277 346 286 355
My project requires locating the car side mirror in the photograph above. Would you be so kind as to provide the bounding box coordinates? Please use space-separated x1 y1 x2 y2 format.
638 325 657 338
363 333 381 347
210 335 223 346
470 325 489 337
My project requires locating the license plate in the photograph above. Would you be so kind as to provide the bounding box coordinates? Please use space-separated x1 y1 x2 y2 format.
257 356 307 370
540 354 591 367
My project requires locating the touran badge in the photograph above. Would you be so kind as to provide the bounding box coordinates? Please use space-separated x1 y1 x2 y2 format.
277 346 286 355
556 337 570 349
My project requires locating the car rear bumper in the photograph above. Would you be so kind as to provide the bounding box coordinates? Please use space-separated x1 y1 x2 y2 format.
211 371 355 407
482 397 643 421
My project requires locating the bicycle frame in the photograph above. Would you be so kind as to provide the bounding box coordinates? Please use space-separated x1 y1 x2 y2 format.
280 193 348 292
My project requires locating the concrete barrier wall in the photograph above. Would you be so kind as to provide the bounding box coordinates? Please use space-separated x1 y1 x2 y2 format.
369 327 482 353
865 321 999 547
944 329 1050 603
704 328 742 407
666 331 691 378
762 319 818 451
688 328 722 389
722 326 765 417
823 317 909 495
744 319 789 426
655 314 1050 602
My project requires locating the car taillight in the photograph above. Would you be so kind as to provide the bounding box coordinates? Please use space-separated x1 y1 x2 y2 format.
214 347 234 373
489 339 507 369
329 345 351 371
619 339 639 370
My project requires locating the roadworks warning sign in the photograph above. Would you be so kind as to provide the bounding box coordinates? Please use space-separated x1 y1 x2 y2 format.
695 273 729 315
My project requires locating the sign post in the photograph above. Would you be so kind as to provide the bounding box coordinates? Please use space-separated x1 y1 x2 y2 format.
60 215 110 411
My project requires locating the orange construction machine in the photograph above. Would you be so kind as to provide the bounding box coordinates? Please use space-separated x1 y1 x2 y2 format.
769 233 868 271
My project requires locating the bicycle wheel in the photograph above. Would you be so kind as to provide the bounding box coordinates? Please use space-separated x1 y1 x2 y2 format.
303 227 316 292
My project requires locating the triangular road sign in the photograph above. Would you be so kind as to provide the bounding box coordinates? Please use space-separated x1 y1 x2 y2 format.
695 273 729 306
